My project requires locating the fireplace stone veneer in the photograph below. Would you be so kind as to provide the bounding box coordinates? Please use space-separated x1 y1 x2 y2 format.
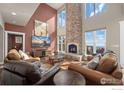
66 4 82 54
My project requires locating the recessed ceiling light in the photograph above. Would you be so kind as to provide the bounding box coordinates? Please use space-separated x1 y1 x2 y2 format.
11 12 16 16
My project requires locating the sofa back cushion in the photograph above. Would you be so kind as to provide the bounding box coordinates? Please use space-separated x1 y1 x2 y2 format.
96 53 117 74
4 61 41 84
7 49 21 60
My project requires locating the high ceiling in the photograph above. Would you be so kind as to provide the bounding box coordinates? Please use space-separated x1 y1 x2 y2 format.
0 3 64 26
47 3 64 10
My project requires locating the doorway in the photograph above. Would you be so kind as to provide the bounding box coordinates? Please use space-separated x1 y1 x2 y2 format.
5 31 25 57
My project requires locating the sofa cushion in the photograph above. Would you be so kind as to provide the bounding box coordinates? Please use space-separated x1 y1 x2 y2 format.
7 49 21 60
4 61 42 84
96 53 117 74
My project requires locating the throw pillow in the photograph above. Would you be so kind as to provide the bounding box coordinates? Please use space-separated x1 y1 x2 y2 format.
7 49 21 60
87 61 98 70
87 55 99 70
96 53 117 74
19 50 29 60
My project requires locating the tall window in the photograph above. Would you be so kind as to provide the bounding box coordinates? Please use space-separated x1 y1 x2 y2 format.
85 29 106 55
57 7 66 52
85 3 107 18
58 9 66 28
58 36 66 52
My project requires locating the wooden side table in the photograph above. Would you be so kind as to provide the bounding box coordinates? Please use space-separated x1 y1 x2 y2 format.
53 70 86 85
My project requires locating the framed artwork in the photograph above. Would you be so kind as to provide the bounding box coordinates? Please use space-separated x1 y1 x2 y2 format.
34 20 48 36
32 36 51 48
87 46 93 55
15 36 22 43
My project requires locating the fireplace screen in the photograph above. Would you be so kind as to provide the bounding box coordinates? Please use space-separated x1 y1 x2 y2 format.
68 44 77 53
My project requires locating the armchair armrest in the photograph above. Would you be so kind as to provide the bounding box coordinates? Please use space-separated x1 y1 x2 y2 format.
35 63 60 85
68 64 123 85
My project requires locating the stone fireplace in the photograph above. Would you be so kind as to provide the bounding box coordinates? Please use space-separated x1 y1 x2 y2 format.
66 4 82 54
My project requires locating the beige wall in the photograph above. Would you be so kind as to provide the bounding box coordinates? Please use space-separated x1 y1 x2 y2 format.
120 21 124 68
82 3 124 60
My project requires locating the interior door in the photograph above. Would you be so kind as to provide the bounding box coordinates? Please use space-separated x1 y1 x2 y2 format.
8 34 23 51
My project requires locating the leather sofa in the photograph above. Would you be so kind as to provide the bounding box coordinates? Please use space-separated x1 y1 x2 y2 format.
68 53 123 85
1 61 60 85
68 64 123 85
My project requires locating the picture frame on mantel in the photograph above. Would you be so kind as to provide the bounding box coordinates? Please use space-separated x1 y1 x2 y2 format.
34 20 48 36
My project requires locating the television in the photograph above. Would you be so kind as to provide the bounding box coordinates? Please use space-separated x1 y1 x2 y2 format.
32 36 51 48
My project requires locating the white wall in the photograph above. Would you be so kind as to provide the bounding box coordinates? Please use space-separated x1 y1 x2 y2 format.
82 4 124 62
0 13 4 29
0 13 4 64
120 21 124 68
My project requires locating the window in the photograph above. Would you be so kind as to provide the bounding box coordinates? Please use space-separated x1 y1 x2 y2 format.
58 36 66 52
57 7 66 52
85 3 106 18
85 29 106 55
58 9 66 28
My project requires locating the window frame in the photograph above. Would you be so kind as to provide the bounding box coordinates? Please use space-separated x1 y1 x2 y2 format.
57 5 66 53
85 28 106 55
57 7 66 29
57 35 66 52
85 3 107 19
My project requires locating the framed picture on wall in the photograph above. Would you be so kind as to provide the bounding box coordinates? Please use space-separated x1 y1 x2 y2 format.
32 36 51 48
34 20 48 36
87 46 93 55
15 36 22 43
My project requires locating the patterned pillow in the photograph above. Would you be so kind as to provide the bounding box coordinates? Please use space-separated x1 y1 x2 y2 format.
19 50 29 60
87 55 100 70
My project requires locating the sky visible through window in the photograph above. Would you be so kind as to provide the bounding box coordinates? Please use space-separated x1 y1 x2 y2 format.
96 30 106 47
58 10 66 27
85 29 106 48
86 3 106 18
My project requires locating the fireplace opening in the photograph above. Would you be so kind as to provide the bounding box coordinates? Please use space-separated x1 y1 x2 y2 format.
68 44 77 53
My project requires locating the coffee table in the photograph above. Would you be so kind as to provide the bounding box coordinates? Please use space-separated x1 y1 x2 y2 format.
53 70 86 85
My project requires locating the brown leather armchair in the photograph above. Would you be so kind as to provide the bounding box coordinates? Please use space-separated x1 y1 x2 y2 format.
68 53 123 85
